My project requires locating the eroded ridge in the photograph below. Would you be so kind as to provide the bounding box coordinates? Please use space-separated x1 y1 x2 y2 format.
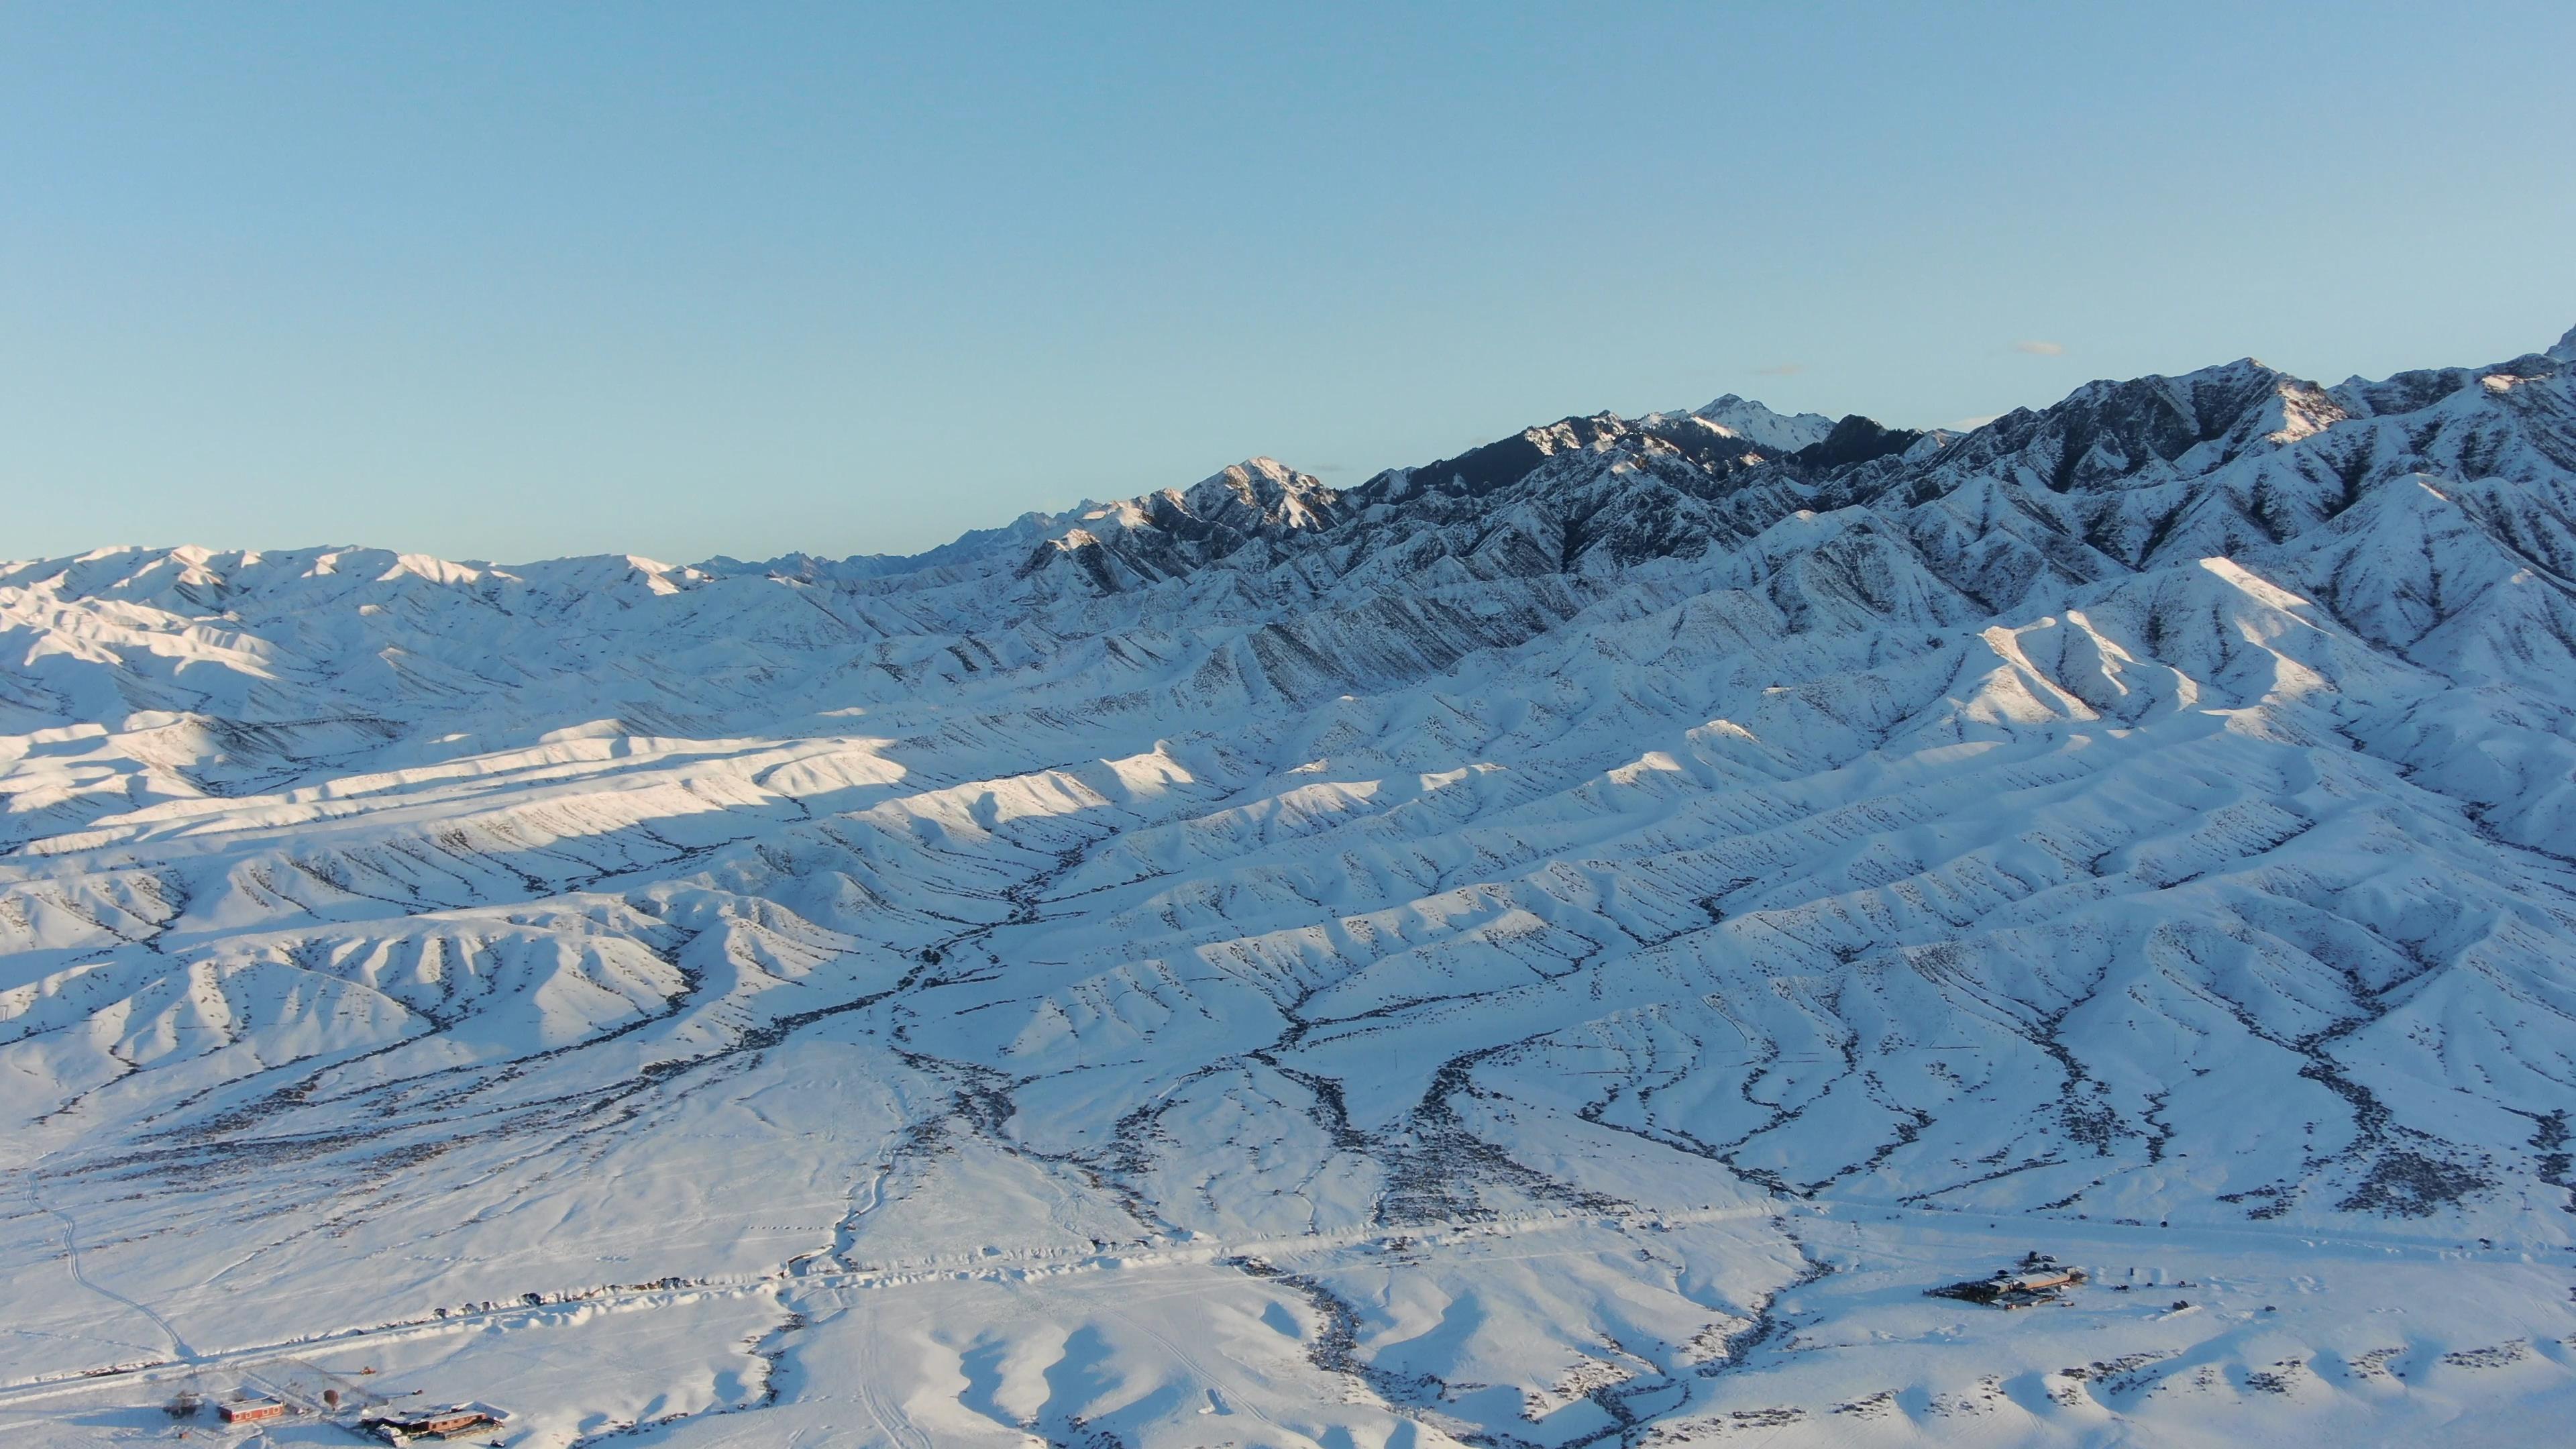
5 329 2576 1446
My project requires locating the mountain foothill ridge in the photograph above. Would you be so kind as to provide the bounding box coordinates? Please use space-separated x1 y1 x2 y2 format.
3 323 2576 1446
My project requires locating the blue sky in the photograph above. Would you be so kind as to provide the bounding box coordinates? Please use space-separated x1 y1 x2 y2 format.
5 3 2571 564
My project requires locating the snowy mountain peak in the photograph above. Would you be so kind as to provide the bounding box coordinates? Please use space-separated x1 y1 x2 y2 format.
1174 456 1341 531
1686 392 1839 451
1012 458 1347 592
2551 320 2576 363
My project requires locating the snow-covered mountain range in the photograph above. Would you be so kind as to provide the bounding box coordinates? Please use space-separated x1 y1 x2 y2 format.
5 327 2575 1446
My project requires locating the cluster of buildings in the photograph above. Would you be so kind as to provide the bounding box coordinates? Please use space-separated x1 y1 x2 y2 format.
1927 1252 2090 1309
177 1389 512 1441
360 1401 514 1443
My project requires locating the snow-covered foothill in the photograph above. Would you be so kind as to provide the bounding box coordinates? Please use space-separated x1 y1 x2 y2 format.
4 329 2576 1446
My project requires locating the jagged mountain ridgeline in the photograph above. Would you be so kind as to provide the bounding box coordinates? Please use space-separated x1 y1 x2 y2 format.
5 328 2576 1447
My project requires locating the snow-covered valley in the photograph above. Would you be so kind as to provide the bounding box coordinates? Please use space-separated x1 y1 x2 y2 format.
5 329 2576 1446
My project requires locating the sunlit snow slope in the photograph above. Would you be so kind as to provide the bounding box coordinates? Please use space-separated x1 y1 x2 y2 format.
5 331 2576 1447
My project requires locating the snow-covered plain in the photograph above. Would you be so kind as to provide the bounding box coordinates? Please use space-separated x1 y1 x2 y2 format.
5 329 2576 1446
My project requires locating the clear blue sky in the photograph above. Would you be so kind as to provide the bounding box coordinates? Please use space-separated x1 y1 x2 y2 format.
5 3 2571 565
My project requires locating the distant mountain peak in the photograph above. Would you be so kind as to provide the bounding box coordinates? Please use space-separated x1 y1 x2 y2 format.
1175 458 1339 529
1684 393 1839 452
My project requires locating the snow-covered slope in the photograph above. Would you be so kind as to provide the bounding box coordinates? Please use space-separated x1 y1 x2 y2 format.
6 341 2576 1447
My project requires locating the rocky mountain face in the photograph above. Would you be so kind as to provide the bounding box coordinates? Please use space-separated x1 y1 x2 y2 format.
3 327 2574 1447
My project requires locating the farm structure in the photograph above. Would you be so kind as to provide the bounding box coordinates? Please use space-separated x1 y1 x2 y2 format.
218 1397 290 1424
362 1400 512 1442
1928 1253 2090 1309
